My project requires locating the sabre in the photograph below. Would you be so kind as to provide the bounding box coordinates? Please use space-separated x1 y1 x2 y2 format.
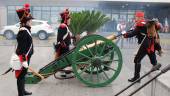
1 67 44 80
1 68 13 76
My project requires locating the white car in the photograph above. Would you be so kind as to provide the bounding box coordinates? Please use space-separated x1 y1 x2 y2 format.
0 20 55 40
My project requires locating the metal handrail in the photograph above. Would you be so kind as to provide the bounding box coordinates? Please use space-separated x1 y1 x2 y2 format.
128 64 170 96
114 64 161 96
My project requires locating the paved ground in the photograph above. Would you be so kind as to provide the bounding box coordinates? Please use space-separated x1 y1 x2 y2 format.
0 33 170 96
0 46 147 96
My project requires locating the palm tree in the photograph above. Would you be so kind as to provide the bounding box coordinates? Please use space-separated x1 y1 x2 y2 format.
85 10 110 34
69 10 110 35
69 11 90 35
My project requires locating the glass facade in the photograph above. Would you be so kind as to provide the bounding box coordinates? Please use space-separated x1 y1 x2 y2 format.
7 6 136 32
7 6 20 25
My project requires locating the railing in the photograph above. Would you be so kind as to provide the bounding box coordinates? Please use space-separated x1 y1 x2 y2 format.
114 64 170 96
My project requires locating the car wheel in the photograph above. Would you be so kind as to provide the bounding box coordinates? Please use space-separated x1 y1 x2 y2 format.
38 31 48 40
4 30 15 40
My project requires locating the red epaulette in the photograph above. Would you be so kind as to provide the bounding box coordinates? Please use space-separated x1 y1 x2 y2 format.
59 23 67 29
16 8 24 12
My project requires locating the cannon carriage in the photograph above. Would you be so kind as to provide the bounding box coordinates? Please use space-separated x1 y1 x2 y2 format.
26 34 123 87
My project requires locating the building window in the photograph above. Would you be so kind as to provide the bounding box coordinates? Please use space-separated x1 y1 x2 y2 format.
41 7 51 23
69 7 77 12
33 10 42 20
7 6 19 25
33 7 41 20
77 7 85 12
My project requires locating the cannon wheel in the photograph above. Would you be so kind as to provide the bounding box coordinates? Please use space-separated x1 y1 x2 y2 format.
72 35 122 87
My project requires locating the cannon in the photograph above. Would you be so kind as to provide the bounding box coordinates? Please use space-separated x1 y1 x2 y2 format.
25 34 123 87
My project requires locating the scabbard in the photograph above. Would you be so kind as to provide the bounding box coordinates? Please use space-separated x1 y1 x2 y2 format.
1 68 12 75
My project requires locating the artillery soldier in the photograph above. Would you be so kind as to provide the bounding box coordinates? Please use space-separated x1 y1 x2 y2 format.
123 11 162 82
15 3 34 96
55 9 73 58
54 9 74 78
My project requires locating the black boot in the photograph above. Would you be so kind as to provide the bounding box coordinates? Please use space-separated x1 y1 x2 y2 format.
128 76 140 82
152 63 161 71
24 91 32 95
128 63 141 83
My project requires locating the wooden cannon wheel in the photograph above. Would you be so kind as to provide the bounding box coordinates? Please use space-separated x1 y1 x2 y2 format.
72 35 123 87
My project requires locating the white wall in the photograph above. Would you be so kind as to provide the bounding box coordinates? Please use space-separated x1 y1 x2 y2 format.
143 71 170 96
